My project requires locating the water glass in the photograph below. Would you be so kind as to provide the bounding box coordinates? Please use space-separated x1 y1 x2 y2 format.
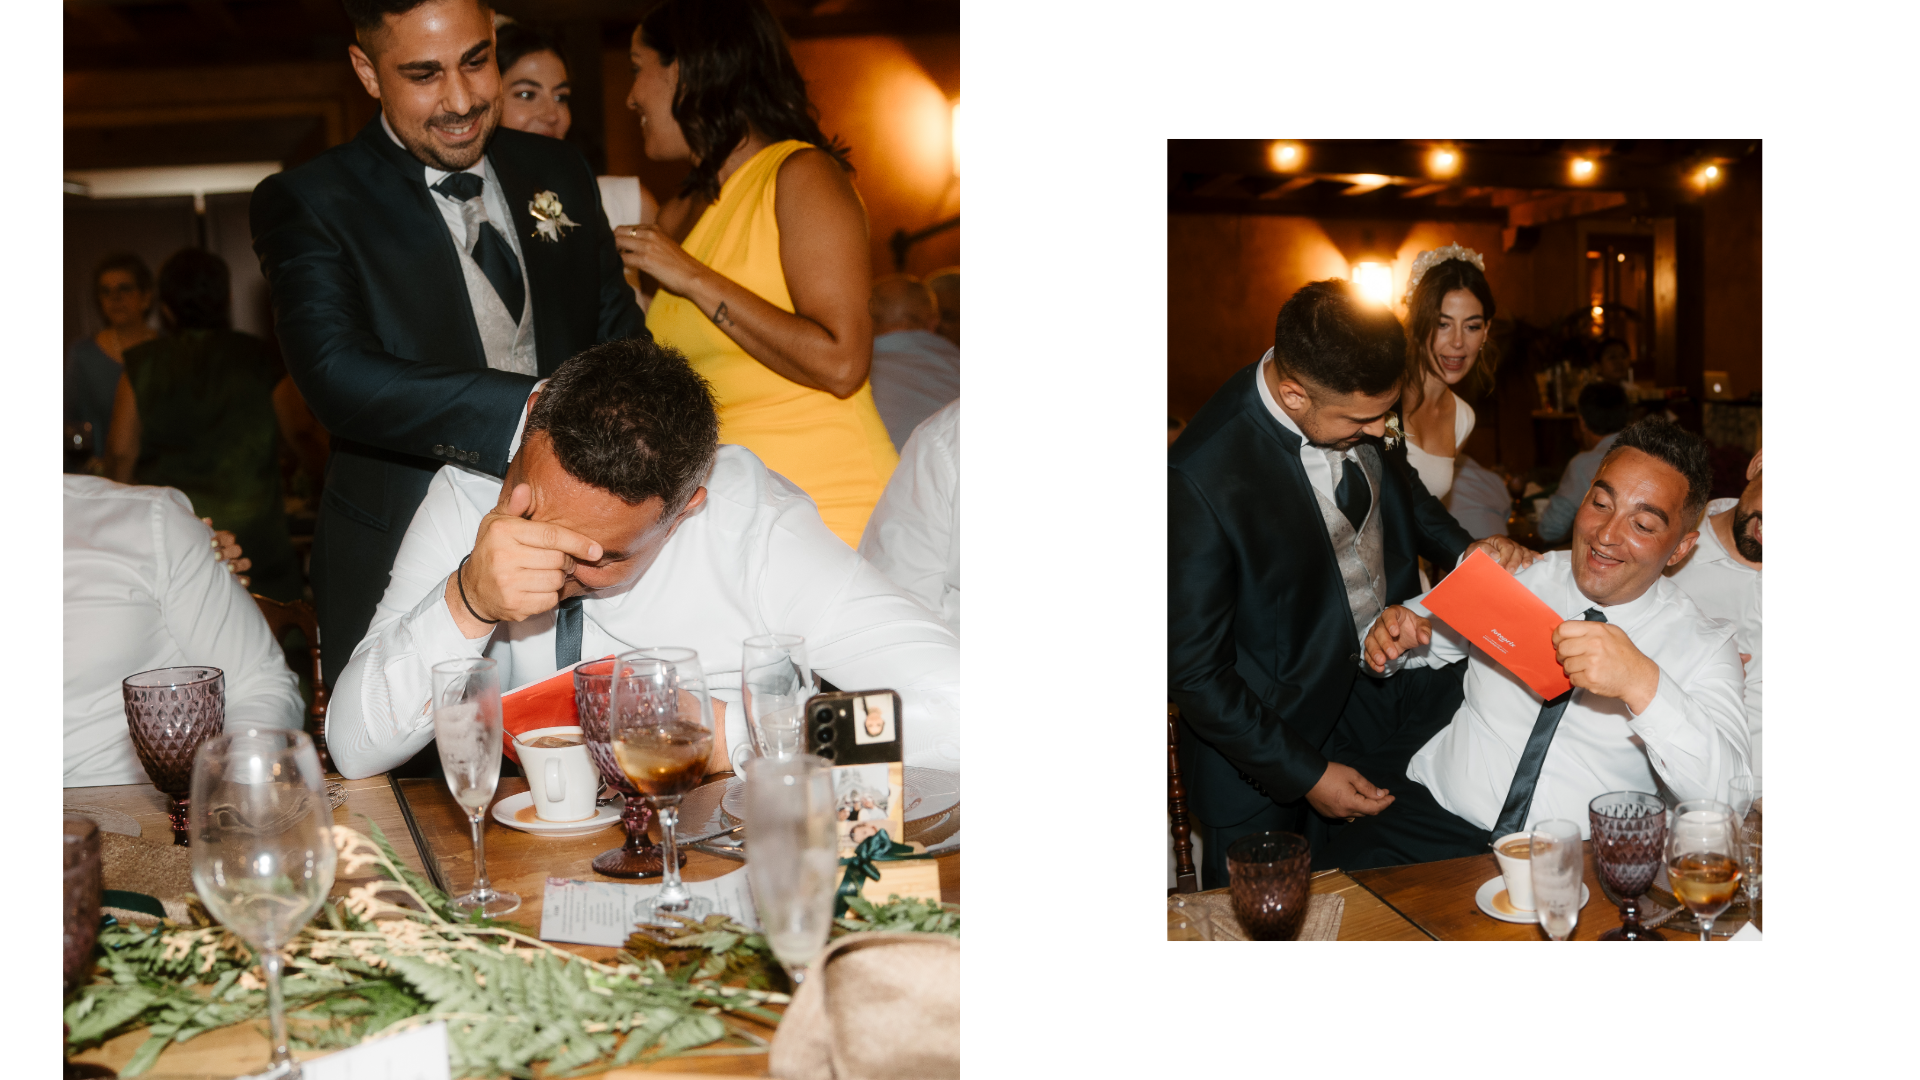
1732 778 1762 920
1666 798 1743 941
741 634 812 763
744 754 838 986
189 729 337 1079
1226 831 1312 940
64 815 103 995
123 665 226 844
1529 819 1582 941
611 647 717 926
432 657 518 916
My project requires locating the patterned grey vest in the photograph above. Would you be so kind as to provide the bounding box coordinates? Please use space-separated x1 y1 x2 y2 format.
1312 443 1388 648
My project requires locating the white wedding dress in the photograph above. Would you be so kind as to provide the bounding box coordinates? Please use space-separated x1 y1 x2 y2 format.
1404 392 1476 501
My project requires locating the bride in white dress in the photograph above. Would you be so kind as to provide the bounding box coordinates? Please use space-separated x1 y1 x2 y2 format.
1398 244 1499 501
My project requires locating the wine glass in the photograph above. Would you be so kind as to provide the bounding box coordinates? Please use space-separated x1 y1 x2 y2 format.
610 647 717 926
1730 776 1762 922
189 729 337 1079
1529 819 1582 941
1588 791 1668 941
744 754 839 986
741 635 812 766
1667 798 1743 941
574 658 662 878
1225 831 1312 940
431 658 519 916
123 666 226 845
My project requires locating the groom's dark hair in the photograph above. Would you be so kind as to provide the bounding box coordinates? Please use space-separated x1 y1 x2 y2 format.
1272 279 1407 397
526 338 719 516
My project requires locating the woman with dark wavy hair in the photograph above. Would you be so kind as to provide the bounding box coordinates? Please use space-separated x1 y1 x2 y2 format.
614 0 895 546
1398 244 1500 502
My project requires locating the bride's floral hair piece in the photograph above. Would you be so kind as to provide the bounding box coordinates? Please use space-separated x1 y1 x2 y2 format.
1403 243 1485 306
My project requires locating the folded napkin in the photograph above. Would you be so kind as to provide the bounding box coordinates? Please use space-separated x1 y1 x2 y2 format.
1167 889 1343 941
769 932 959 1080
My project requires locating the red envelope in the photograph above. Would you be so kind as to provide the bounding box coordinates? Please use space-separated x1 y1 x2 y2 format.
1420 549 1572 700
499 657 608 764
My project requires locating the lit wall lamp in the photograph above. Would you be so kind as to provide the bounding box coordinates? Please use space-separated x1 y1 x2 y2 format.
1569 157 1596 183
1692 162 1722 190
1269 141 1305 171
890 98 960 270
1351 260 1395 307
1428 146 1461 179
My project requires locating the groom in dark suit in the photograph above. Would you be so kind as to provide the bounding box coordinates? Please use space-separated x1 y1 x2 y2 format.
1169 279 1530 887
251 0 643 687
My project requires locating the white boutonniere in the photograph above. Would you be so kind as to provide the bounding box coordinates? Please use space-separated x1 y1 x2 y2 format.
1383 413 1404 449
528 190 578 242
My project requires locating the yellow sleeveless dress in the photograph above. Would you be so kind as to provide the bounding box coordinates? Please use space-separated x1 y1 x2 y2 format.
646 140 899 546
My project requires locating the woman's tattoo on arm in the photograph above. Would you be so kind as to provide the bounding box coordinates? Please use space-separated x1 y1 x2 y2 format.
712 302 733 326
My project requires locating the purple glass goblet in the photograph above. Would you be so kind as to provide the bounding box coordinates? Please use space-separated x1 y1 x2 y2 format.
1589 790 1669 941
575 658 662 878
123 666 224 845
1227 831 1313 940
64 815 102 996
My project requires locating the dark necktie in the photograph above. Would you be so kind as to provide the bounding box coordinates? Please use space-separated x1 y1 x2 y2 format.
1491 607 1607 837
1331 451 1369 532
554 596 584 670
431 172 526 324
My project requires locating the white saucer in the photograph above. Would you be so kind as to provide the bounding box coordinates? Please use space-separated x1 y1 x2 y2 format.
1474 875 1590 925
490 791 622 838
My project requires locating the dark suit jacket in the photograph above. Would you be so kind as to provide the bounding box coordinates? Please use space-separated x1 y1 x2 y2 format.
251 119 645 684
1168 362 1472 827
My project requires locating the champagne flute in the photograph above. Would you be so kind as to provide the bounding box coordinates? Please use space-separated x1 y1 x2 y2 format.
741 634 812 764
1529 819 1582 941
610 647 716 926
189 729 337 1079
431 658 518 916
1666 798 1743 941
744 754 839 986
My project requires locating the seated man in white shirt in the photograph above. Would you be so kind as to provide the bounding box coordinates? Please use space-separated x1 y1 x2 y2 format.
1320 417 1750 870
858 399 959 635
1667 449 1761 771
65 476 304 787
327 338 961 779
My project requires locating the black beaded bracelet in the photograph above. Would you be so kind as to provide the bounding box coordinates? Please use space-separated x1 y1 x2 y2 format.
456 554 501 624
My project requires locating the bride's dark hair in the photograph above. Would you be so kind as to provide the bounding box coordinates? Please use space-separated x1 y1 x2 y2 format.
638 0 852 201
1403 257 1500 409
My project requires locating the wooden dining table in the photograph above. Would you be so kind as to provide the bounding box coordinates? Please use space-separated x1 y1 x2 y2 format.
68 772 959 1077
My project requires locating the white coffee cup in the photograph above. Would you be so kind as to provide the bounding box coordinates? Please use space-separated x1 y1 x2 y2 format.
1492 830 1536 910
516 725 599 822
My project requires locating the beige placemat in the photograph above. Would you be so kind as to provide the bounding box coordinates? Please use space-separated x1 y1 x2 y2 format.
99 831 196 925
1169 890 1343 941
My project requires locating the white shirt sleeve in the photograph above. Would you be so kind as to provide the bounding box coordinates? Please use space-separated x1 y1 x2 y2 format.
327 468 495 778
154 489 303 735
1626 633 1752 803
857 401 959 635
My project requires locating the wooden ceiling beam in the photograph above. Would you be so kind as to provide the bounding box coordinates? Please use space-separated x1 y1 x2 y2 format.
1168 139 1747 193
1169 194 1508 224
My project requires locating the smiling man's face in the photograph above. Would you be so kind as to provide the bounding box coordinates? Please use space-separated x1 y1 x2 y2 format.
1571 447 1701 606
348 0 501 172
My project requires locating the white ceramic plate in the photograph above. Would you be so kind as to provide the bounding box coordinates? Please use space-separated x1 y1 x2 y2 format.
720 766 959 824
490 790 622 838
1475 875 1590 925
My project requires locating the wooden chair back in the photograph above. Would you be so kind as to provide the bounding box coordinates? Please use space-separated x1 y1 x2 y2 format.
251 594 331 773
1168 703 1199 894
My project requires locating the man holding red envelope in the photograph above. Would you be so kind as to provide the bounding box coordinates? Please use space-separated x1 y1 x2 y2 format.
1321 417 1753 871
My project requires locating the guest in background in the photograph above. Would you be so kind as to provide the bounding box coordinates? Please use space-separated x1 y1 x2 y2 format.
867 275 959 451
859 399 959 636
1667 449 1761 771
927 267 959 345
1399 244 1498 500
493 16 659 312
618 0 896 547
64 475 303 787
104 248 326 603
1538 381 1632 544
66 253 159 472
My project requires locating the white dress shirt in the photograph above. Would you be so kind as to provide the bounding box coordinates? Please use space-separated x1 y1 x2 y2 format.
64 477 303 787
327 423 962 780
1400 550 1751 837
858 399 959 636
383 115 538 376
1255 348 1360 503
1666 497 1762 771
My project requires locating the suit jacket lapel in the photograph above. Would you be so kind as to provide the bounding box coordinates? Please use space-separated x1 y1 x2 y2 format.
488 146 565 375
354 119 488 369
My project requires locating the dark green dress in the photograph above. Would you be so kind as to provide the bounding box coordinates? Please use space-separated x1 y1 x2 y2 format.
124 329 302 602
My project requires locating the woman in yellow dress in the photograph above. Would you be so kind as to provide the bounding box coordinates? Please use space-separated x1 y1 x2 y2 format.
614 0 896 546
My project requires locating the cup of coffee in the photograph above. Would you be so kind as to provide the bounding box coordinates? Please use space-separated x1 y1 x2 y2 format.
1493 830 1536 910
515 726 599 822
